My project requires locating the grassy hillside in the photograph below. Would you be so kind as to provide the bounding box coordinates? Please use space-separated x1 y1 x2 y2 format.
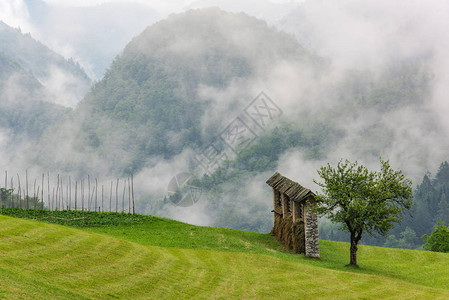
1 215 449 299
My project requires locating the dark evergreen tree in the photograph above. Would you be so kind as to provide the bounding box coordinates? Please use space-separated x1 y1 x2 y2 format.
436 193 449 224
434 161 449 185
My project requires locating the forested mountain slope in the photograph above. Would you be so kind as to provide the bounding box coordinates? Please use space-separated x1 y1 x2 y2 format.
32 8 320 176
0 21 91 106
0 52 70 141
24 8 440 238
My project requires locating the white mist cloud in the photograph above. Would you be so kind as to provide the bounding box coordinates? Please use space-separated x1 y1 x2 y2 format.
29 2 159 79
187 0 300 24
166 199 213 226
0 129 11 167
131 148 218 224
272 0 449 185
0 0 32 31
40 65 90 107
3 1 449 229
279 0 449 70
276 150 324 191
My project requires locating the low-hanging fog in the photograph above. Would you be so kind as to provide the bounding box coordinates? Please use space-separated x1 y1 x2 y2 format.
1 0 449 230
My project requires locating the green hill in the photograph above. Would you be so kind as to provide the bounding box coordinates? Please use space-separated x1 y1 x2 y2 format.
1 215 449 299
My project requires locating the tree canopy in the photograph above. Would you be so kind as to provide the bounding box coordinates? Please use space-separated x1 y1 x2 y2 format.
422 222 449 253
314 159 413 265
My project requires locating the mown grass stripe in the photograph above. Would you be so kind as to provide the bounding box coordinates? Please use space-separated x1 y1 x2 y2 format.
1 215 449 299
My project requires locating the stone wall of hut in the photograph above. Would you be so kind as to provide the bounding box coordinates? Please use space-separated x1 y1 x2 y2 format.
304 199 320 258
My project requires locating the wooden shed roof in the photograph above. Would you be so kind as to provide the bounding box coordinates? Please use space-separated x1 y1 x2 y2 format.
266 172 314 203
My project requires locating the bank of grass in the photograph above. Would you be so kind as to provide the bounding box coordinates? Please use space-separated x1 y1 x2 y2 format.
0 207 156 226
1 215 449 299
86 217 449 290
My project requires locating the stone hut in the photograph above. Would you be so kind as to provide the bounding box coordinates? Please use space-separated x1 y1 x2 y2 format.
266 172 320 258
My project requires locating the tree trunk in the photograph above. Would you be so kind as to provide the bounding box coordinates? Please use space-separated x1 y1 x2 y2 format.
350 239 358 265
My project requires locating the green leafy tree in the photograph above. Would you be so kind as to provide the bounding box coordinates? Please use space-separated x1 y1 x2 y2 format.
314 159 413 266
422 222 449 252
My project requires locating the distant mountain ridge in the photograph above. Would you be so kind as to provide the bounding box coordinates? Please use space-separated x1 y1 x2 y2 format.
23 0 158 79
0 21 91 107
0 21 89 82
0 22 74 153
0 52 42 92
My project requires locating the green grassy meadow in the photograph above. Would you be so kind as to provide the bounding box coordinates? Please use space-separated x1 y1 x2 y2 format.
1 214 449 299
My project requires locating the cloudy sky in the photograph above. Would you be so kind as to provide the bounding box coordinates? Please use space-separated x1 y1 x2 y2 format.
0 0 305 79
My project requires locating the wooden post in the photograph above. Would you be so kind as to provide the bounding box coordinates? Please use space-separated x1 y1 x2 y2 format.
5 170 8 210
90 187 95 212
69 176 71 211
10 178 13 209
51 187 55 222
128 178 131 214
2 170 6 212
33 179 36 219
56 174 60 211
281 193 286 216
58 178 60 211
75 181 77 211
66 180 68 211
17 174 21 210
88 175 91 212
81 179 84 214
66 179 68 211
41 173 44 219
5 171 7 209
25 169 29 216
292 201 298 223
82 179 85 221
47 172 50 213
66 198 69 225
101 185 104 213
109 181 112 212
57 178 60 212
122 180 125 213
115 178 119 213
23 189 26 213
95 178 98 212
60 177 64 212
1 171 3 214
131 174 135 215
35 186 40 220
272 189 277 222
